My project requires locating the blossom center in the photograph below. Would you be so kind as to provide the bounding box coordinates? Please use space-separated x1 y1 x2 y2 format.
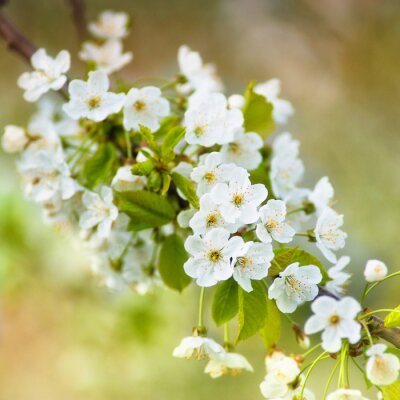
206 213 219 227
237 257 253 269
329 314 340 325
204 171 216 183
232 194 244 207
229 142 240 154
88 96 101 109
208 250 222 263
194 126 205 137
134 100 146 111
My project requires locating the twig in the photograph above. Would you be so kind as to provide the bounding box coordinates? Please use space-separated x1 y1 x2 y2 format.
318 286 400 349
0 11 36 62
65 0 87 41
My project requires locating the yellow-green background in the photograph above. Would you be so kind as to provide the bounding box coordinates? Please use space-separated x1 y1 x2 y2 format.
0 0 399 398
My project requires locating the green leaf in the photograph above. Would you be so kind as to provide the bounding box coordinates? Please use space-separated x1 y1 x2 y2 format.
259 298 281 349
384 305 400 328
81 142 119 189
154 116 180 139
139 125 161 155
243 81 275 139
162 127 186 158
114 190 176 231
236 281 268 343
271 247 329 284
157 234 191 292
212 279 239 326
171 172 199 208
160 172 172 196
382 381 400 400
131 159 155 176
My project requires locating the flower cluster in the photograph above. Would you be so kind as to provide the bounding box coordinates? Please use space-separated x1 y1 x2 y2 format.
3 9 399 399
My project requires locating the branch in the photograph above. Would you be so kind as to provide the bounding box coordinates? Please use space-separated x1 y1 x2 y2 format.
65 0 87 41
0 11 36 63
318 286 400 349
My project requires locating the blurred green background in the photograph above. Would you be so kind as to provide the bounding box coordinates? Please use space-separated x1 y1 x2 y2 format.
1 0 400 399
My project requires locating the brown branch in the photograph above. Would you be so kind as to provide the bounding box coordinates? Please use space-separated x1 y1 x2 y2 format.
65 0 87 41
318 286 400 349
0 11 36 62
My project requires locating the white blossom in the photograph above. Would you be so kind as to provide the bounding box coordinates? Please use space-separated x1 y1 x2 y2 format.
79 39 133 74
304 296 361 353
233 241 273 292
268 262 322 313
254 79 294 124
178 45 223 93
123 86 170 132
112 166 146 192
26 117 61 155
184 92 243 146
220 129 263 170
189 193 240 235
210 168 267 224
184 228 244 287
80 186 118 238
364 259 388 282
205 351 253 378
314 207 347 263
309 176 334 213
18 150 79 203
177 208 196 228
173 336 224 360
326 389 370 400
63 70 125 122
325 256 351 296
18 48 70 102
272 132 300 159
191 152 236 196
366 343 400 386
2 125 29 153
88 10 129 40
227 94 245 109
256 199 296 244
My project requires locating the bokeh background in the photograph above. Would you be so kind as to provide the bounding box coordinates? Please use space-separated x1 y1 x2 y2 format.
1 0 400 399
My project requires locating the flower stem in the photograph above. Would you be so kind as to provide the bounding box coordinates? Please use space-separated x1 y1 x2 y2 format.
224 323 230 350
124 130 132 159
299 351 328 398
360 319 374 345
362 270 400 300
322 358 341 400
198 287 206 328
302 343 321 358
287 207 305 216
359 308 398 320
338 342 349 387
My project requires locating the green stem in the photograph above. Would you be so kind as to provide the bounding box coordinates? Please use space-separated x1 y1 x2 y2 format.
124 130 133 159
299 351 328 398
360 320 374 345
363 270 400 300
359 309 398 320
302 343 321 359
295 233 310 237
361 282 370 305
198 287 206 327
338 342 349 387
287 207 305 216
322 358 341 400
224 323 230 349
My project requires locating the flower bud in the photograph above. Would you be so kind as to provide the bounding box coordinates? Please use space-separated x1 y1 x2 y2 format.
2 125 28 153
228 94 245 109
364 259 388 282
293 324 310 350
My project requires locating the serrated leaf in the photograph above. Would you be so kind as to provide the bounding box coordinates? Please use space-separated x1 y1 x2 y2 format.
382 381 400 400
259 298 281 349
157 234 191 292
131 159 155 176
236 281 268 343
212 279 239 326
243 81 275 139
114 190 175 231
271 247 329 284
384 305 400 328
81 142 119 189
162 127 186 159
171 172 199 208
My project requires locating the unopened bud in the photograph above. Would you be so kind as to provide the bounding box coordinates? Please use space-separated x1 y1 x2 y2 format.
293 324 310 350
2 125 29 153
